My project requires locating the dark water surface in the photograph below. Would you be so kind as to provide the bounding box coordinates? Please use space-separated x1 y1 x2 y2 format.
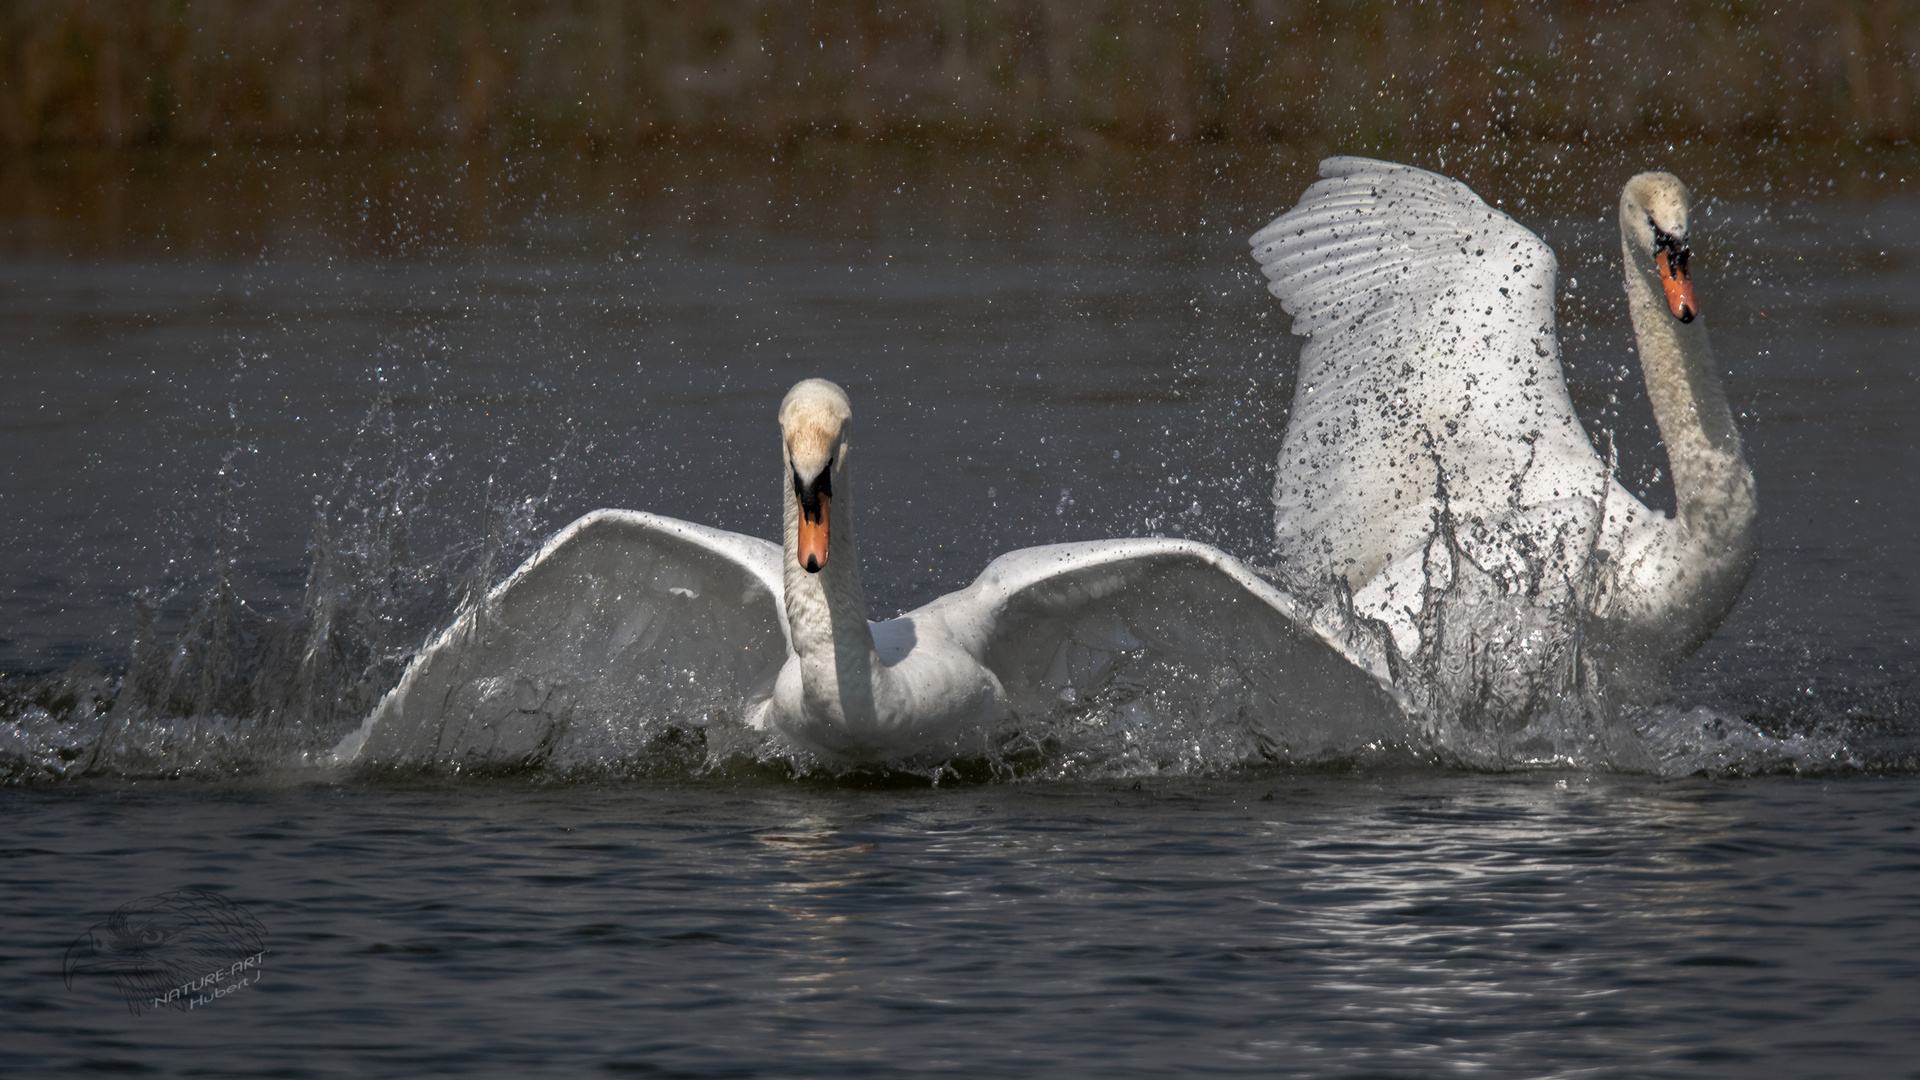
8 773 1920 1077
3 142 1919 1073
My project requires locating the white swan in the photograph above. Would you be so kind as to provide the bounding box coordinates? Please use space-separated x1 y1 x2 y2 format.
330 378 1412 768
1248 157 1758 719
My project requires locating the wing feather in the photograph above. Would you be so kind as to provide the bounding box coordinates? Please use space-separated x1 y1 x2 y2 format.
923 540 1415 759
1250 157 1608 602
332 509 788 768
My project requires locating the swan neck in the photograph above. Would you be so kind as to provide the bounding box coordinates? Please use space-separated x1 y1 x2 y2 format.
781 452 879 717
1619 217 1752 519
1615 205 1759 650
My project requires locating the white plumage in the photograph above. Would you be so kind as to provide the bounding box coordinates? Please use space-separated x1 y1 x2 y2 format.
1251 157 1757 719
331 379 1413 768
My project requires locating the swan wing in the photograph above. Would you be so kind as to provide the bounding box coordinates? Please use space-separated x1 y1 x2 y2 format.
331 509 789 768
1249 157 1611 597
927 539 1416 758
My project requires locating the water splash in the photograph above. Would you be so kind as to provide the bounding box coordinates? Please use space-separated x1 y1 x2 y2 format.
1 391 577 783
0 393 1901 785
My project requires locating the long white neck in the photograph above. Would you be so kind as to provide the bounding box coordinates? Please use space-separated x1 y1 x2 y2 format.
1616 211 1759 661
780 453 882 728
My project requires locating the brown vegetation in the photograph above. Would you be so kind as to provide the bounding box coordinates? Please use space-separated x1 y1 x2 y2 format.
2 1 1916 149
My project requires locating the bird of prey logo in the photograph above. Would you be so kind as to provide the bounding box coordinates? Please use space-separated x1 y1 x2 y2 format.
64 890 267 1015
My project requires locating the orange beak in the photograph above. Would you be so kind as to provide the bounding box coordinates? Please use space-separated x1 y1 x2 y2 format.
797 495 830 573
1657 247 1697 323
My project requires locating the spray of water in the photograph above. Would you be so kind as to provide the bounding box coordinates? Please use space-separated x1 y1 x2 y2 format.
0 394 1871 786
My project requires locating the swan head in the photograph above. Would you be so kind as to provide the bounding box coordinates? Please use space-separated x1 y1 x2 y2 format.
1622 172 1699 324
779 378 852 574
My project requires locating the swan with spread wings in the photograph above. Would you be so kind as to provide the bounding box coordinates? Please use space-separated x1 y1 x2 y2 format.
331 378 1412 768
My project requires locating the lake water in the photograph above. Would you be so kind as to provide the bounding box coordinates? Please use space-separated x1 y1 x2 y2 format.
3 142 1917 1075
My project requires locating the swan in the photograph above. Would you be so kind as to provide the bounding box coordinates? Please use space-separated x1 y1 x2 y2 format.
329 378 1412 768
1248 157 1758 720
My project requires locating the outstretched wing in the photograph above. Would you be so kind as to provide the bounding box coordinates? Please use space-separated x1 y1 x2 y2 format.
333 509 789 769
925 539 1416 761
1249 157 1610 603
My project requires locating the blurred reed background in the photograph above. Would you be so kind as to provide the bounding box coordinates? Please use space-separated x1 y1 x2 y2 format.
3 0 1915 150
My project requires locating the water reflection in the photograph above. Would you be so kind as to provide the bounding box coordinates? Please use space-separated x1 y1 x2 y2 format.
678 775 1909 1071
9 772 1917 1072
